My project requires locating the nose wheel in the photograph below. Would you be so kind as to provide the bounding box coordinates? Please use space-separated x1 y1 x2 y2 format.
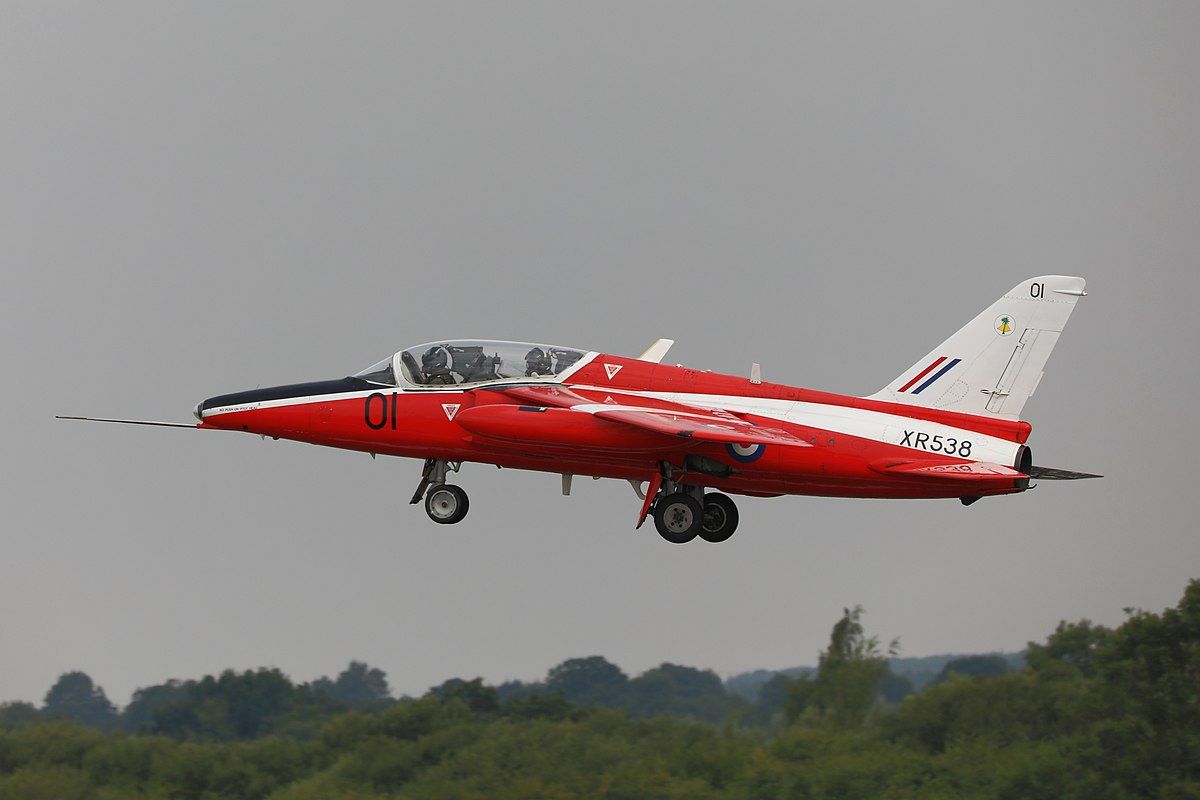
411 459 470 525
425 484 469 524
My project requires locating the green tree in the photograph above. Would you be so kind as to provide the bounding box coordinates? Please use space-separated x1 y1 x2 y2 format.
627 663 743 723
544 656 629 707
744 673 794 727
1089 579 1200 794
0 766 91 800
495 679 541 704
1026 619 1111 678
786 606 895 728
932 654 1012 684
877 670 915 703
147 668 339 740
312 661 392 708
428 678 499 715
499 691 576 721
42 672 118 731
0 702 40 728
881 670 1087 753
122 679 187 732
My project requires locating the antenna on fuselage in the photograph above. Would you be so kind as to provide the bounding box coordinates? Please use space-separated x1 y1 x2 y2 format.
750 363 762 385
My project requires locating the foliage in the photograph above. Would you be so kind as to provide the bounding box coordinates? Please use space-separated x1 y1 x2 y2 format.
544 656 629 708
1025 619 1111 678
427 679 499 716
0 703 40 729
311 662 392 709
41 673 118 732
931 654 1013 684
136 668 344 741
1 580 1197 798
785 605 896 728
121 680 187 734
876 670 915 704
627 664 745 724
742 674 793 728
497 657 743 725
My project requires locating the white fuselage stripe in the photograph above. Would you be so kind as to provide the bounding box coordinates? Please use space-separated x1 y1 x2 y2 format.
205 378 1021 466
572 386 1021 466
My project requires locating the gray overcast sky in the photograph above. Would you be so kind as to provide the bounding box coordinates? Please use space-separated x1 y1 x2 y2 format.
3 2 1198 706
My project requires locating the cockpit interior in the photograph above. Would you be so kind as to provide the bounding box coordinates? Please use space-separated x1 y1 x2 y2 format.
354 340 589 388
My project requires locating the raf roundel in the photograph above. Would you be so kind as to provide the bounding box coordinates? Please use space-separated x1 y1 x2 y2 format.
994 314 1015 336
726 442 766 463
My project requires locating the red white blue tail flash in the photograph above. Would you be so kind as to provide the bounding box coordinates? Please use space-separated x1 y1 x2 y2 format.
898 357 961 394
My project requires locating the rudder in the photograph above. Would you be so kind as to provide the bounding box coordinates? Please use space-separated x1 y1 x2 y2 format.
868 276 1087 419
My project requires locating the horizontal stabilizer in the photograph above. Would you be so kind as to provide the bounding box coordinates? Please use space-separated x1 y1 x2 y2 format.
56 416 198 429
1028 465 1103 480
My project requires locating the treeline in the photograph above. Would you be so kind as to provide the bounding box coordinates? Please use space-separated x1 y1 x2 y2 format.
1 578 1196 799
726 650 1023 700
2 644 1012 740
0 661 394 740
2 658 751 738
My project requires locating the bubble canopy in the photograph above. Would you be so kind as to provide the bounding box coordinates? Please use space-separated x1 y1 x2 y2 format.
353 340 590 388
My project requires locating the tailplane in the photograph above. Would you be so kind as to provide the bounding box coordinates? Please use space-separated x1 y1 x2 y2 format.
868 276 1087 419
1028 466 1103 480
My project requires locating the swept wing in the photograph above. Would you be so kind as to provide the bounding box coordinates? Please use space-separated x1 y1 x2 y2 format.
494 385 811 448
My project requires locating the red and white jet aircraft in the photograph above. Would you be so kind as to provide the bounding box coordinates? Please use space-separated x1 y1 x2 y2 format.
62 276 1099 543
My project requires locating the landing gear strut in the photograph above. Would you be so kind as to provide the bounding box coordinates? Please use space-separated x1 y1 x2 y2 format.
411 459 469 524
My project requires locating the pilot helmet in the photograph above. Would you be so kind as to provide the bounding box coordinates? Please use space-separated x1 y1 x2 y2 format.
422 345 451 374
525 347 552 376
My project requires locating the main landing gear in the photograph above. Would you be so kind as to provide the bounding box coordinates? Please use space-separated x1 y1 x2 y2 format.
645 469 740 544
410 458 469 525
407 458 741 541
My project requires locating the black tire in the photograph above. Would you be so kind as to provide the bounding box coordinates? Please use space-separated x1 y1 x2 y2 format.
653 492 703 544
699 492 739 543
425 484 469 524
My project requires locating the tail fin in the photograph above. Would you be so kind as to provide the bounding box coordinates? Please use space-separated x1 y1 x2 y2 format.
868 276 1087 419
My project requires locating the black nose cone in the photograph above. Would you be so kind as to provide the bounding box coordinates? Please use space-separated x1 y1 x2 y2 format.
199 376 374 415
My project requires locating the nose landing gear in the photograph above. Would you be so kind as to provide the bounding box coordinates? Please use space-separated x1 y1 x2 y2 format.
411 458 469 524
425 484 469 524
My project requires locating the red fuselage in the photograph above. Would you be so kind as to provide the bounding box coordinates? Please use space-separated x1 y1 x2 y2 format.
198 351 1030 501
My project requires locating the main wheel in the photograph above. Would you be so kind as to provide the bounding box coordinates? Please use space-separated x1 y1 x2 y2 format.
699 492 739 543
653 493 703 544
425 484 469 524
